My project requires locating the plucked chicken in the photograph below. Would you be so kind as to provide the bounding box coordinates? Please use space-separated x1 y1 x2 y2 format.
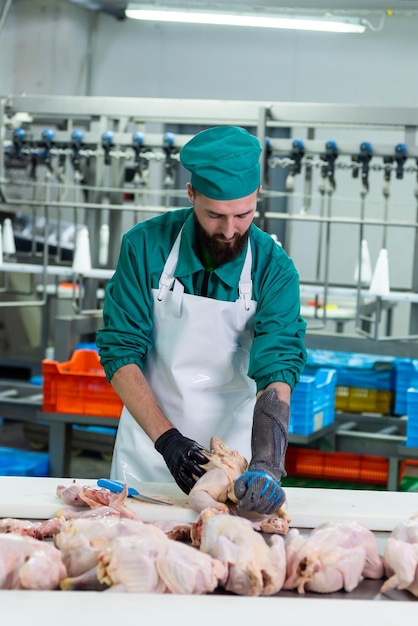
381 512 418 597
188 437 289 535
0 534 66 590
97 527 227 594
55 517 148 580
284 521 384 594
195 508 286 596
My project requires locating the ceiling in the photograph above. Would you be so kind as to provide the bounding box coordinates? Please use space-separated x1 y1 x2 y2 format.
65 0 418 20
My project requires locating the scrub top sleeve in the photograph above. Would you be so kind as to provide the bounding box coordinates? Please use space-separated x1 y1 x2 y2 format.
97 234 154 381
249 258 307 392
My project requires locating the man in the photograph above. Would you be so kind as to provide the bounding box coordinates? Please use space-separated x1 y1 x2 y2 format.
96 125 307 515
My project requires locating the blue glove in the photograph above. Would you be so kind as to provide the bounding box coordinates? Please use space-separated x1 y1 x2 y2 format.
234 388 289 515
235 469 285 515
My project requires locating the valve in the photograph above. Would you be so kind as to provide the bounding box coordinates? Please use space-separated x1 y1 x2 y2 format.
382 155 393 198
40 128 55 168
320 140 338 191
285 139 304 192
101 130 114 166
352 142 372 193
71 129 84 170
163 132 178 185
132 131 149 183
290 139 305 176
394 143 407 179
12 128 26 160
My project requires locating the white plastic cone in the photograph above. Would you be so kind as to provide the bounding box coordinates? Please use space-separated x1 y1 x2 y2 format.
354 239 372 285
99 223 110 266
369 248 390 296
72 227 92 274
2 218 16 255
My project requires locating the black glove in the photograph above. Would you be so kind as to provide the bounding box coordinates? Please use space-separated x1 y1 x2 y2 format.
234 388 289 515
154 428 209 494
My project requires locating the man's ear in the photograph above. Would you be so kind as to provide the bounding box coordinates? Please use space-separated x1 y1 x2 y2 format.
186 182 194 203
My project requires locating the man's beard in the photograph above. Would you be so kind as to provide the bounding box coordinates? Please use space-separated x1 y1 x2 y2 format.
194 214 249 266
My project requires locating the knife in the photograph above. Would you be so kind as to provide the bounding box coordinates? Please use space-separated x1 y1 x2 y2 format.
97 478 172 506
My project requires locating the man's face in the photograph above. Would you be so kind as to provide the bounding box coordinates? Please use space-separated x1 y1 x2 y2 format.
188 183 259 266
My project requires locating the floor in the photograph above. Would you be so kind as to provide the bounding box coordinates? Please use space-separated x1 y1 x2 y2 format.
0 419 112 479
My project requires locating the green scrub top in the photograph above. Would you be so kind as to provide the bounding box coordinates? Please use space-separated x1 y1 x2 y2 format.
96 207 307 392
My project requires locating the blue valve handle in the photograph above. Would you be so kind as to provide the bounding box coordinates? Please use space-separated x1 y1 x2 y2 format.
42 128 54 142
71 129 84 143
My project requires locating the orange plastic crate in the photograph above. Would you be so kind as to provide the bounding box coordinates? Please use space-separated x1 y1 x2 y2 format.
42 349 123 418
285 447 389 485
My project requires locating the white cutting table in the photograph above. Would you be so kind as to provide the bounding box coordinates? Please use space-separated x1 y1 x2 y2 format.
1 591 417 626
1 477 417 530
1 477 418 623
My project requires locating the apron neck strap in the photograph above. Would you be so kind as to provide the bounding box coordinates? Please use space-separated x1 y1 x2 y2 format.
158 225 253 308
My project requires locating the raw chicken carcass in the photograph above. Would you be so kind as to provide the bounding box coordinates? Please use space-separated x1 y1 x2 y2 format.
55 517 148 580
56 482 141 521
188 437 289 535
381 512 418 597
188 437 248 513
284 521 384 594
0 517 63 539
0 534 66 590
97 527 227 594
197 508 286 596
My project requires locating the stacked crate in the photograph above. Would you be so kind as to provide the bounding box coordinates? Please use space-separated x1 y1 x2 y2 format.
304 349 396 414
0 447 49 477
289 368 337 435
406 388 418 447
393 358 418 415
42 349 123 418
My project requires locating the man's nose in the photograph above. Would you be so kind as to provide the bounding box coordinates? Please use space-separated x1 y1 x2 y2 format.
221 218 236 240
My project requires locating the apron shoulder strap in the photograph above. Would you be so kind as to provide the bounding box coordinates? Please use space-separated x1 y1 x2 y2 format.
238 240 253 310
157 226 184 301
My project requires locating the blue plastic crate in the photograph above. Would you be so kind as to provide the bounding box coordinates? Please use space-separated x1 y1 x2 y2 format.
290 368 337 435
394 359 418 416
406 388 418 447
305 349 396 391
0 447 49 476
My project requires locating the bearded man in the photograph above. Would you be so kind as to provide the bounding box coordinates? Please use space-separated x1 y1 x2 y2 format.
97 126 306 515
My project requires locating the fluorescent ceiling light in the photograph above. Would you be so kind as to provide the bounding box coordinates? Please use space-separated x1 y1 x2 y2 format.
125 7 366 33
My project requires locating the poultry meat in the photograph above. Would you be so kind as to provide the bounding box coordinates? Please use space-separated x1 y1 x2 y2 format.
55 517 148 581
0 534 66 590
195 508 286 596
97 526 227 594
0 517 63 539
56 482 141 521
381 512 418 597
284 521 384 594
188 436 289 535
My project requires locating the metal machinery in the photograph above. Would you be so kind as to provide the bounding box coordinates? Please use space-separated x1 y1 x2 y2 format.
1 94 418 480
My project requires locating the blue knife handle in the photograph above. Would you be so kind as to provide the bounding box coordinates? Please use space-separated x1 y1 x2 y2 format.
97 478 139 497
97 478 126 494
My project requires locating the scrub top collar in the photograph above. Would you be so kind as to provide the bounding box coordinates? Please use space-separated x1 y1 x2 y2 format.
173 210 249 291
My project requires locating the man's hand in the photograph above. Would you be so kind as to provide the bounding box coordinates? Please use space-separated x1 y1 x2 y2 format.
234 387 289 515
234 468 285 515
154 428 209 494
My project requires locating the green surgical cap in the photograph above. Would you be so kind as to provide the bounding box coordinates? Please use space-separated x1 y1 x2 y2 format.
180 126 262 201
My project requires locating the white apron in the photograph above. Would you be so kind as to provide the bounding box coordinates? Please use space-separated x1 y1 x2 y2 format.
111 227 257 484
